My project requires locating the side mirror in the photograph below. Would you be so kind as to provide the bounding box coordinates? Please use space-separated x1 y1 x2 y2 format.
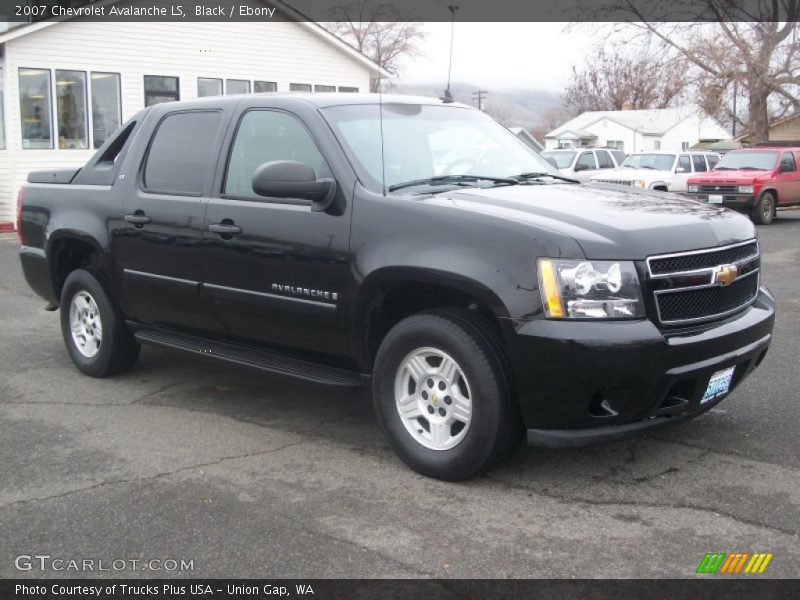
252 160 336 212
676 167 688 173
573 163 589 172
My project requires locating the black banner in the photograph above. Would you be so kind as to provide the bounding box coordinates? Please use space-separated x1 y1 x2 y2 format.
2 579 800 600
0 0 796 23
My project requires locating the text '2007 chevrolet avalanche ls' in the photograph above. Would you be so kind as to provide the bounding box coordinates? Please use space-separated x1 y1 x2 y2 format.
18 94 774 480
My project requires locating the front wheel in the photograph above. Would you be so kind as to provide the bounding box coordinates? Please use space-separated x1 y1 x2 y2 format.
752 192 775 225
371 309 521 480
60 269 140 377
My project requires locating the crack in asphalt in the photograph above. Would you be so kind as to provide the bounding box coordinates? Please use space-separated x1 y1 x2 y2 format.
482 474 799 539
0 439 310 510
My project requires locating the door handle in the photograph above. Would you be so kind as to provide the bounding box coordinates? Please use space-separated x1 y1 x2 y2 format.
124 212 151 226
208 222 242 236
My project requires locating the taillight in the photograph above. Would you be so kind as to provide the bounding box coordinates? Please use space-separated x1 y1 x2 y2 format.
16 187 24 245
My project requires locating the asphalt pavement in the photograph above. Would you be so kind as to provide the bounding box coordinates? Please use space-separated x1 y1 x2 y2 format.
1 213 798 579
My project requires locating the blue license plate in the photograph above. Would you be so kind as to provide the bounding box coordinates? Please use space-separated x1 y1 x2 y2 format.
701 366 735 404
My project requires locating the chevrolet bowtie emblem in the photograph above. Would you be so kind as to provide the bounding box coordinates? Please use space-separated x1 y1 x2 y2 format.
713 264 738 286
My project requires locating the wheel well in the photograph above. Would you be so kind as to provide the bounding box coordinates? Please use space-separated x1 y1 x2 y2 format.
364 280 504 369
652 184 669 192
50 238 102 300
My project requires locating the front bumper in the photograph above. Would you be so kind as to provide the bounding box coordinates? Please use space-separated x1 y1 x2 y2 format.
506 288 774 447
687 192 757 209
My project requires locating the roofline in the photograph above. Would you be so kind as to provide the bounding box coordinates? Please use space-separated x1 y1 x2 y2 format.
0 0 390 79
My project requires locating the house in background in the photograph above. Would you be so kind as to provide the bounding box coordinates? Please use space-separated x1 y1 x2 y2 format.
734 112 800 145
0 7 386 227
508 127 544 153
544 105 730 153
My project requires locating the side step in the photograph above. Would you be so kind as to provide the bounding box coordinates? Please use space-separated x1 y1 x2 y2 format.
134 328 363 388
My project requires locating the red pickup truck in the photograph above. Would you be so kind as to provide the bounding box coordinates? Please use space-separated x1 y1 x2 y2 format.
687 146 800 224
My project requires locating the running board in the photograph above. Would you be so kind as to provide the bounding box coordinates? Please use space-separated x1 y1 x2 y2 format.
133 328 363 388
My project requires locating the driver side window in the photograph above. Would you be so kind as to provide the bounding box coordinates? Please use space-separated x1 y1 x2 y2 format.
224 110 328 197
677 155 691 172
575 151 597 170
781 151 796 172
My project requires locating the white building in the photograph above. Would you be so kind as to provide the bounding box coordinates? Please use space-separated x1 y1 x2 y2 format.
0 9 385 226
544 106 730 153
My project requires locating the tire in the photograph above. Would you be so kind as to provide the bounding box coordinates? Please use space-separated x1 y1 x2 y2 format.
371 309 522 480
59 269 140 377
752 192 775 225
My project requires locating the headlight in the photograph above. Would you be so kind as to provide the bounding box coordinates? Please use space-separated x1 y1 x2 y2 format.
688 184 699 193
537 259 645 319
738 185 754 194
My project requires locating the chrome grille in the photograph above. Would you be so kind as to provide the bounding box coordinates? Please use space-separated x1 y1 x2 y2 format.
647 240 760 325
594 179 634 186
698 184 738 194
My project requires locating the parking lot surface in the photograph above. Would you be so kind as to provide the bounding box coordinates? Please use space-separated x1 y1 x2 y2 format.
1 213 799 579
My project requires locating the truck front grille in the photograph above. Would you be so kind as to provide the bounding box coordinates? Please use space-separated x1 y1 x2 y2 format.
647 240 760 325
594 179 634 186
698 184 738 194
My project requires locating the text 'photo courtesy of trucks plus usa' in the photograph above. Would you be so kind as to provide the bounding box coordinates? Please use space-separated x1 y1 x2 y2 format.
2 1 799 598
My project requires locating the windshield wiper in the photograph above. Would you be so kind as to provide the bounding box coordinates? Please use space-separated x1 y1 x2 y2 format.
512 171 580 184
387 174 519 192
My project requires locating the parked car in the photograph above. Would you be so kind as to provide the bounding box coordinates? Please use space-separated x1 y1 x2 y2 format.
590 150 721 193
687 147 800 225
541 147 624 182
17 94 773 481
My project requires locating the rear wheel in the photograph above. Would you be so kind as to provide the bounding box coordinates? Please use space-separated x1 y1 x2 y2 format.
372 309 521 480
60 269 140 377
752 192 775 225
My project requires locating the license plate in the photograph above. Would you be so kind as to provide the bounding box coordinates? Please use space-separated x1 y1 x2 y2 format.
708 194 724 204
701 366 735 404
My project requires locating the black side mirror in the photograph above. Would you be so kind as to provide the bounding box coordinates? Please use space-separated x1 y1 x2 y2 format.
252 160 336 212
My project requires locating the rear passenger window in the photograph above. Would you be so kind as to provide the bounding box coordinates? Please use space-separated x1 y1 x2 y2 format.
143 111 222 195
595 150 614 169
224 110 328 197
692 154 708 172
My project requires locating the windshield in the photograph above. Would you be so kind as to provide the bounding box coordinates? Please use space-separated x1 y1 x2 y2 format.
541 151 576 169
322 103 561 192
715 151 778 171
621 153 676 171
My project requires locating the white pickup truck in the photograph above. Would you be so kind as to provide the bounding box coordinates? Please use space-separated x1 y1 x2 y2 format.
590 150 721 193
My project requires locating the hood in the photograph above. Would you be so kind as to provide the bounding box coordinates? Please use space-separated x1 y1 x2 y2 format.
425 183 755 260
689 169 767 183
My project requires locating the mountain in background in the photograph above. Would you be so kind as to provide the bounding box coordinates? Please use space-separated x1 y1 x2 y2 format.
391 81 567 137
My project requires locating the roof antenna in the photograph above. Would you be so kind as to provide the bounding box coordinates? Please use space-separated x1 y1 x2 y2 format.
440 5 458 103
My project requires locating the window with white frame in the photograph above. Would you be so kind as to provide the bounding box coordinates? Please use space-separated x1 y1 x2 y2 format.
197 77 222 97
654 140 661 150
289 83 312 92
56 70 88 149
226 79 250 94
681 141 690 151
91 72 121 149
0 67 5 150
19 68 53 148
314 84 336 93
254 81 277 93
144 75 179 106
338 86 359 93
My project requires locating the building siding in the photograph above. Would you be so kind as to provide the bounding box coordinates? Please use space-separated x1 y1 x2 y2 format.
0 18 373 223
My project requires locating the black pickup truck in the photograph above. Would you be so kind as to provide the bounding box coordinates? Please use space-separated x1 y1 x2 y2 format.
18 94 774 480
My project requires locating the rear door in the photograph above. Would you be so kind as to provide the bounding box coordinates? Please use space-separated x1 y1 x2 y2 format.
201 104 352 357
112 107 227 331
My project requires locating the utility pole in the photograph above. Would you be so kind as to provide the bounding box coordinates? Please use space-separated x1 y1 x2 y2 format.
471 89 487 111
732 79 737 137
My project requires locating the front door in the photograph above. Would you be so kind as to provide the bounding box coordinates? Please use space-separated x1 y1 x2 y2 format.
775 151 800 205
112 109 225 332
202 107 351 358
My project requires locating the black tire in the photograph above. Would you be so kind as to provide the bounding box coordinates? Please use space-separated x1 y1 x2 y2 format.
59 269 140 377
371 309 522 480
752 192 775 225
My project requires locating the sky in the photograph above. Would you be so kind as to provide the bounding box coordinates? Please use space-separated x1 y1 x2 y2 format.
396 22 597 92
